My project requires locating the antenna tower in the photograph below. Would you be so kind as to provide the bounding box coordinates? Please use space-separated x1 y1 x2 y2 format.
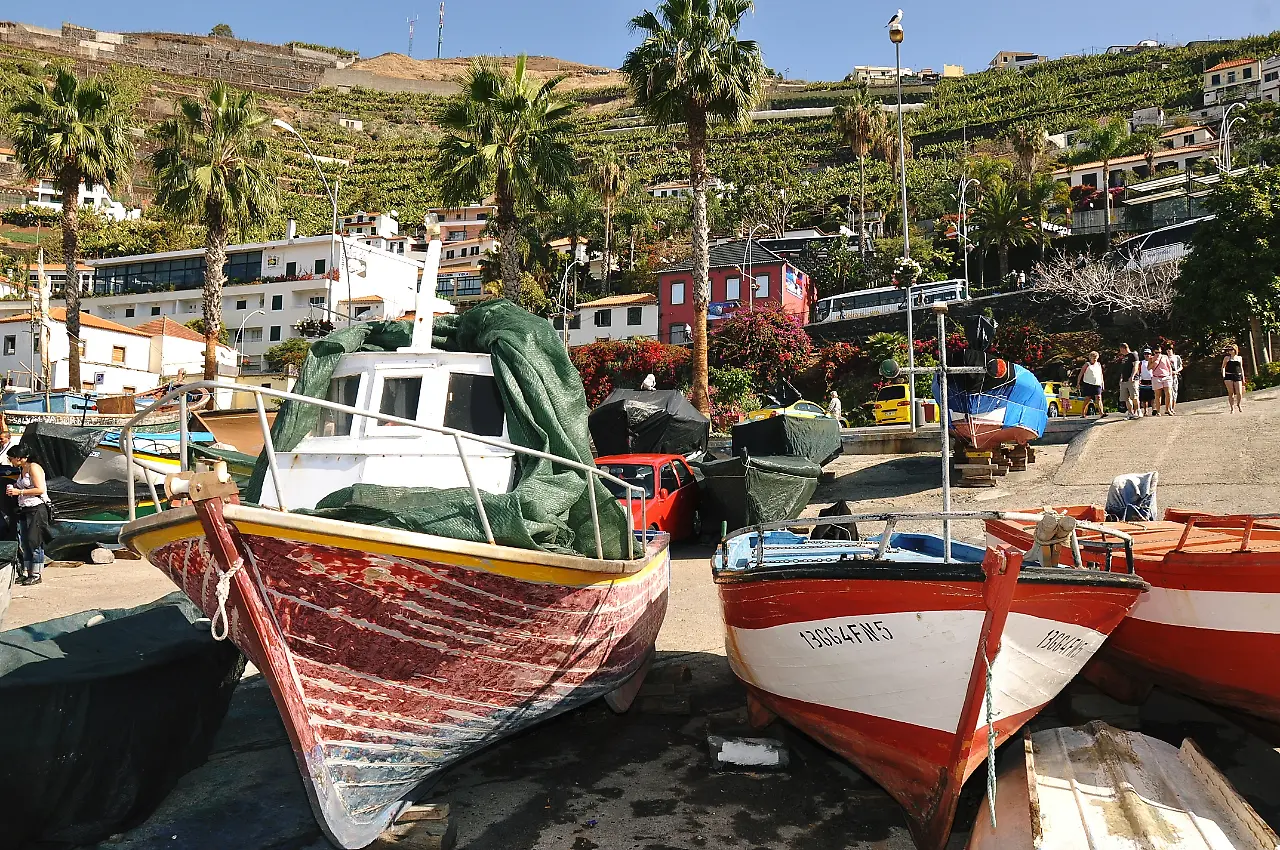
437 1 444 59
407 14 419 57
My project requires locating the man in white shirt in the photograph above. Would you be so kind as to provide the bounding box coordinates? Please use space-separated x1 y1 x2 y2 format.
640 373 657 391
1168 344 1183 413
827 390 842 423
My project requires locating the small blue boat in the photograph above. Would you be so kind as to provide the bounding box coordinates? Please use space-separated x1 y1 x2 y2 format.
935 363 1048 450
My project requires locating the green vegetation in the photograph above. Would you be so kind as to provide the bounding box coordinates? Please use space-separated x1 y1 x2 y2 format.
151 82 279 380
8 65 135 388
265 336 311 371
285 41 359 59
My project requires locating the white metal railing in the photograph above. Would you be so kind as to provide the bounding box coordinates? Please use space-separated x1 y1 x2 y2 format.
719 511 1137 572
119 380 649 561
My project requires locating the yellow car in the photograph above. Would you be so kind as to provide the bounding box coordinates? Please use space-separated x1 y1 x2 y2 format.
866 383 939 426
745 399 850 427
1042 380 1102 417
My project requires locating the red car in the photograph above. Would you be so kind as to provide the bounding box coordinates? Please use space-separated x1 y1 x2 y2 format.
595 453 701 542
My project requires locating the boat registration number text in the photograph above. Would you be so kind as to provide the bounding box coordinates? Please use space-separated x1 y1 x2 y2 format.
798 621 894 650
1036 629 1089 659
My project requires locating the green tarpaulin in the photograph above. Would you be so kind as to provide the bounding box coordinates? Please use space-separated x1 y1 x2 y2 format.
244 300 632 560
695 454 821 532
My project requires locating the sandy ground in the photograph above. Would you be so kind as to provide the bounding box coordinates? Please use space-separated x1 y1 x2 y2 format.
5 389 1277 850
349 53 628 91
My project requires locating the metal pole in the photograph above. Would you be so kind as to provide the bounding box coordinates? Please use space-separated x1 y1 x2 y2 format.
936 306 952 561
906 282 916 432
178 393 189 473
896 41 909 258
125 429 136 521
255 393 287 511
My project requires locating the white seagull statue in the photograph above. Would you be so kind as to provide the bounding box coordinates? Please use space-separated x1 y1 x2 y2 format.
887 9 903 27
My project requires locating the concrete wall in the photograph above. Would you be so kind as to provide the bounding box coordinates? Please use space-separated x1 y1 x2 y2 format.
320 68 460 95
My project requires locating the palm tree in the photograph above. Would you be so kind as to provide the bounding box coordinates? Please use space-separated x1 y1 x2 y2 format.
1126 125 1164 179
1078 115 1129 245
550 188 600 303
622 0 765 416
831 82 883 258
1008 121 1046 181
971 177 1035 281
9 66 134 390
1023 172 1063 260
589 149 627 294
150 82 277 382
437 56 578 302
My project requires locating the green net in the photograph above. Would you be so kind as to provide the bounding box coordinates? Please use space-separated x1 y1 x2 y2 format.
243 300 632 559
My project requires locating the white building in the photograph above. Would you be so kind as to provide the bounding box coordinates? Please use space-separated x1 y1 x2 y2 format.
49 234 422 374
1129 107 1166 130
851 65 913 85
552 293 659 347
0 308 160 394
28 178 140 222
989 51 1047 71
1262 56 1280 103
1053 140 1217 186
1203 58 1262 105
340 210 399 239
132 316 238 378
27 264 95 295
410 205 497 273
645 178 727 199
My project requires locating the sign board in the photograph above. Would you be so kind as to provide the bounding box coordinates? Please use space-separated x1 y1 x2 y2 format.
784 267 806 298
708 301 740 320
94 372 105 386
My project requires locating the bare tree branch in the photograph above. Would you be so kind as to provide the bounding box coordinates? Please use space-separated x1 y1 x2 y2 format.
1028 251 1178 326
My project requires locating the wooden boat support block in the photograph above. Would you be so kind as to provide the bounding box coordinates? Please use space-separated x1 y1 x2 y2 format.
369 804 456 850
954 464 997 472
707 735 790 772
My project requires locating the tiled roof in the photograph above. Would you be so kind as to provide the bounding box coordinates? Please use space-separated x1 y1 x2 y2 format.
1206 58 1257 71
342 295 384 304
1161 125 1209 137
577 293 657 309
133 317 205 342
0 307 151 337
1052 141 1217 174
659 239 787 274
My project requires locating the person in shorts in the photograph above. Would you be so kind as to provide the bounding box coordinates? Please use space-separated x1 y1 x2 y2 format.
1138 348 1155 415
1075 350 1105 417
1117 343 1139 419
1167 343 1183 413
1152 344 1174 415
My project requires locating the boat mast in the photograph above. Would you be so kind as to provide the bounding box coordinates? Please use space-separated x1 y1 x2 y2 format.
401 213 456 353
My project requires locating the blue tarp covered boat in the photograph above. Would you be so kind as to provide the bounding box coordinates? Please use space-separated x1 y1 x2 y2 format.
934 363 1048 450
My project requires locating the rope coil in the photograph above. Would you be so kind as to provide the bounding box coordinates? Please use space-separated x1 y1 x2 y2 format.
210 557 244 642
983 637 998 828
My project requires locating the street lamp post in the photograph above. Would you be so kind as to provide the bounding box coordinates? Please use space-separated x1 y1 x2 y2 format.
743 222 766 309
889 18 916 432
557 259 580 350
271 119 346 325
957 176 979 300
236 308 266 373
1218 102 1246 172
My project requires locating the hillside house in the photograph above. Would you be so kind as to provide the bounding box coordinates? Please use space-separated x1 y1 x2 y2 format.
1203 58 1261 105
989 51 1047 71
552 293 659 346
0 308 159 393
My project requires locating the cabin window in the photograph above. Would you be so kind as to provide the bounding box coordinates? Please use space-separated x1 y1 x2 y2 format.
378 376 422 425
313 375 360 437
443 373 504 437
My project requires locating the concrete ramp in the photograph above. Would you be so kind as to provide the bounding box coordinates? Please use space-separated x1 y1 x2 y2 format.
969 722 1279 850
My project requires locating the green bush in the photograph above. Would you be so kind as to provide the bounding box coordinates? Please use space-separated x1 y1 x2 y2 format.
1247 362 1280 391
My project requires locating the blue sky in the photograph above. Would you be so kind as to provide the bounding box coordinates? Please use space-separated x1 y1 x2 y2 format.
19 1 1279 81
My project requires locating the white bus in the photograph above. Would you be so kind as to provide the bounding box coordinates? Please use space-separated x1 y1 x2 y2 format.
813 279 967 324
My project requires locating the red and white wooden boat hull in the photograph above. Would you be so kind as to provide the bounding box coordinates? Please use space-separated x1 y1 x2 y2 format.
122 501 669 849
987 507 1280 724
717 547 1145 850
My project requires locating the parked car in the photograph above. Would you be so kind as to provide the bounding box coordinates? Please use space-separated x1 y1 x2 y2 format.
867 383 938 426
744 399 851 428
1041 380 1101 417
594 453 701 541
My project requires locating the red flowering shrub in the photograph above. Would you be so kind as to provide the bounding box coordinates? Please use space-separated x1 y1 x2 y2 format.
993 320 1050 370
570 339 691 407
710 305 815 390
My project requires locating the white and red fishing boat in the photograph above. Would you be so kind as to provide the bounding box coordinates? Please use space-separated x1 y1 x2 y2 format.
117 227 670 849
714 512 1148 850
987 506 1280 724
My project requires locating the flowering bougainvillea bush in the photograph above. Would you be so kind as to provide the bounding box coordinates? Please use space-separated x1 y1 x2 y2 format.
569 338 691 407
709 305 815 391
992 319 1050 371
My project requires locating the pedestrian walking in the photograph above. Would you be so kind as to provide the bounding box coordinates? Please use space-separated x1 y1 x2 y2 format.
827 390 842 423
1138 347 1155 416
1118 343 1140 419
1168 343 1183 413
1222 344 1245 412
1152 345 1174 415
1076 351 1105 417
5 444 52 586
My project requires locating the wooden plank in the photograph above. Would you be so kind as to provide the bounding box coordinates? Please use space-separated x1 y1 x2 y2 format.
370 804 456 850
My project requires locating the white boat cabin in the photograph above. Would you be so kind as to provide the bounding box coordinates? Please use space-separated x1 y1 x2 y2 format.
257 224 516 511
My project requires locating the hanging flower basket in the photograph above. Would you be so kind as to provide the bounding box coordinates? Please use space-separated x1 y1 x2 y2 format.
294 317 335 338
892 257 923 287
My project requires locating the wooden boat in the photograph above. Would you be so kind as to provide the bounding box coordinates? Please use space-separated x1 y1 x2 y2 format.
968 722 1279 849
987 506 1280 723
714 513 1148 850
1 388 210 432
119 228 669 849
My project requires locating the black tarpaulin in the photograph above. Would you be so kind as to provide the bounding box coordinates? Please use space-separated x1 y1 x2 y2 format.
731 415 843 466
695 454 820 532
588 389 710 458
16 423 102 480
0 592 245 849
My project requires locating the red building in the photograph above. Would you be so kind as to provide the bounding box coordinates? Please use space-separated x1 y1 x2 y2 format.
656 239 814 344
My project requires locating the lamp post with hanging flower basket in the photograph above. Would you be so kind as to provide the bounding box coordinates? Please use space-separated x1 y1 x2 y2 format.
893 256 924 431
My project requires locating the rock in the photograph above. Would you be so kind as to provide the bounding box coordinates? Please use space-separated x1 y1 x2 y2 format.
90 547 116 564
707 735 789 771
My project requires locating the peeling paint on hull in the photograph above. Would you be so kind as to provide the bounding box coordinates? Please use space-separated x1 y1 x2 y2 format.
135 514 670 849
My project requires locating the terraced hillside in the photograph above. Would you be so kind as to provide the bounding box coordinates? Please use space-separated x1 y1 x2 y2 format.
1 27 1278 258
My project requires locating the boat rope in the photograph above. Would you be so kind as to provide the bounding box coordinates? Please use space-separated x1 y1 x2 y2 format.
983 636 998 828
210 556 244 642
